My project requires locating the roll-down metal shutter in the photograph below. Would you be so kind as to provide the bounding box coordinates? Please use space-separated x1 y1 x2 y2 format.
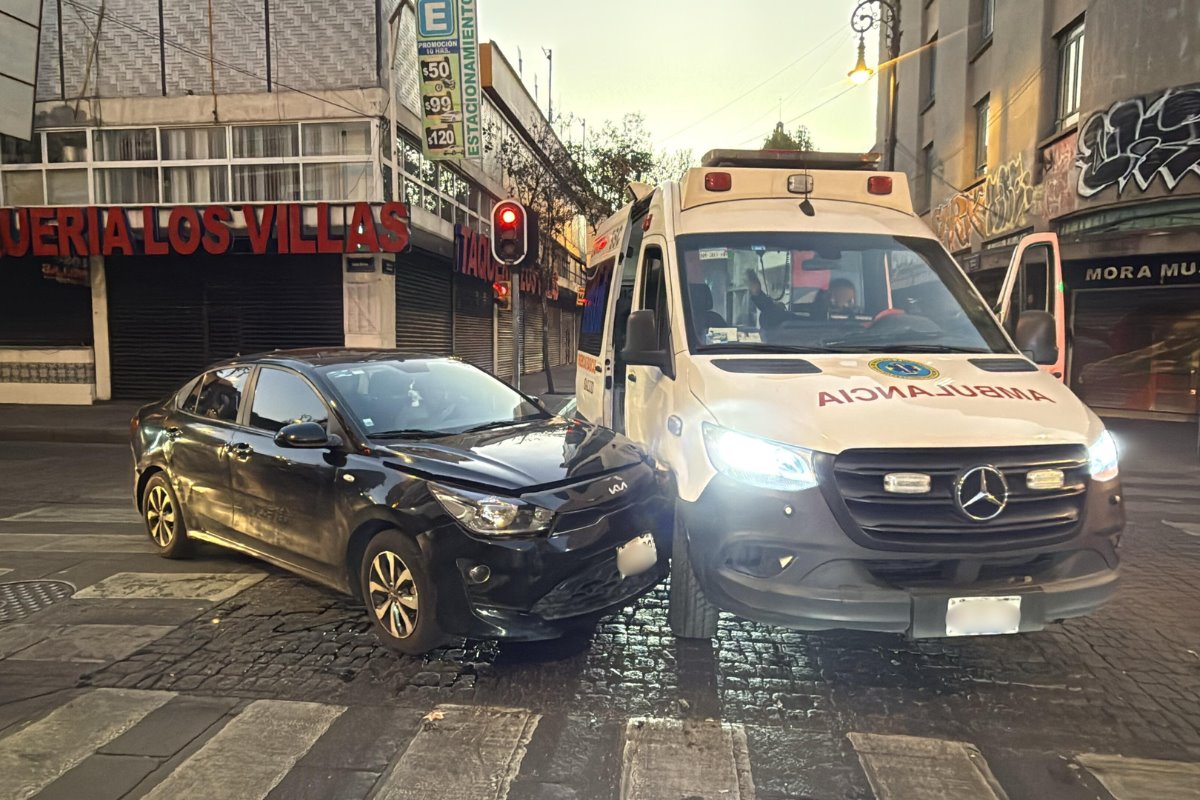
107 254 343 400
547 305 562 366
396 254 453 356
523 298 545 375
453 274 494 372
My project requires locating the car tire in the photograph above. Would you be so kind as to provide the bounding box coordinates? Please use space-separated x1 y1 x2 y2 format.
360 530 447 656
668 511 719 639
142 472 192 559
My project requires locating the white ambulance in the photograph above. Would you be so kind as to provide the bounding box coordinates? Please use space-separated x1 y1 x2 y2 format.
575 150 1123 640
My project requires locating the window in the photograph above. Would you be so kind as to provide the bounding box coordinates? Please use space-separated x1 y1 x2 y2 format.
3 172 43 204
1 133 41 164
47 131 88 163
249 368 329 433
232 164 300 201
975 96 990 177
1005 244 1053 335
981 0 995 41
47 170 89 204
95 168 159 204
161 127 227 160
1056 19 1085 130
926 36 937 105
192 367 252 422
301 122 370 156
233 125 298 159
303 163 371 201
920 143 935 212
95 129 157 161
638 246 671 353
163 165 229 203
580 256 616 356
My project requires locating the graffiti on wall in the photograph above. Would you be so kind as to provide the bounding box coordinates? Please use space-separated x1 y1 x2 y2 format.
1077 83 1200 197
932 154 1039 251
1040 132 1078 220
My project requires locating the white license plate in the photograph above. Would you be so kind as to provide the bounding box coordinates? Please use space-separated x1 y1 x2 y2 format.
945 595 1022 637
616 533 657 578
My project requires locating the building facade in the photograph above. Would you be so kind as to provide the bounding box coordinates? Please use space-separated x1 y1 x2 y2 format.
0 0 583 404
880 0 1200 420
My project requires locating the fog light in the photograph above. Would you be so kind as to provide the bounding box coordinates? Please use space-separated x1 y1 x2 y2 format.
1026 469 1065 491
467 565 491 584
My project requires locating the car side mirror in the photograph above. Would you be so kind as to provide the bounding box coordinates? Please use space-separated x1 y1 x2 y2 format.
622 310 673 376
1014 310 1059 365
275 421 341 449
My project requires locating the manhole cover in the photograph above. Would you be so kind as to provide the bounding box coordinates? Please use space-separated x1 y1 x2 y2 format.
0 580 76 622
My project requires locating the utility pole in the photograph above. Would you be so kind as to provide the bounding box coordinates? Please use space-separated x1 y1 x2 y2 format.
850 0 902 171
543 48 553 123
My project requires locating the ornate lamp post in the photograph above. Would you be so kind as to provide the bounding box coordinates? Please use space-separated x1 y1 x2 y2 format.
850 0 902 171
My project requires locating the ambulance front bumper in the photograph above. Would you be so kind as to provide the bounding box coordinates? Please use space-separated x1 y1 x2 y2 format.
678 470 1123 636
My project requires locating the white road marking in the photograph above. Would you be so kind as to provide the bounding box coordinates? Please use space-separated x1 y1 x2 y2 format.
73 571 265 602
1077 753 1200 800
0 533 147 553
373 705 540 800
848 732 1008 800
0 567 11 577
1162 520 1200 538
0 506 140 524
621 717 755 800
0 688 175 800
6 624 175 663
140 699 344 800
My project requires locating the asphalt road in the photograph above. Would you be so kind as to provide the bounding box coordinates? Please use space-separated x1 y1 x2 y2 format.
1 423 1198 800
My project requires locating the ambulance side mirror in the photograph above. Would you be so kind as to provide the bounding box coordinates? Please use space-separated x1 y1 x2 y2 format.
1014 310 1058 365
623 310 673 376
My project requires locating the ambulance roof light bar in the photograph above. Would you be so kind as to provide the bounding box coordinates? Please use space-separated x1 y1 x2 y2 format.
700 150 881 171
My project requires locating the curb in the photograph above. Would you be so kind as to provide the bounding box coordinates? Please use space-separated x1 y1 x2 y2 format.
0 428 127 445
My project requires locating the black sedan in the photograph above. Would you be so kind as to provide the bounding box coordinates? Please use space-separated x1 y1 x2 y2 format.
130 349 670 655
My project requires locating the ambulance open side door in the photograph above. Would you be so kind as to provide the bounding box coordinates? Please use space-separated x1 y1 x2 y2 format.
997 232 1067 381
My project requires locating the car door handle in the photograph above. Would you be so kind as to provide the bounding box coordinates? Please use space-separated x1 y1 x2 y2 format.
594 366 602 373
229 442 253 461
627 373 638 383
165 427 182 441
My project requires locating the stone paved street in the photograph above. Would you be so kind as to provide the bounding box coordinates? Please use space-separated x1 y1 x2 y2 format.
1 421 1199 799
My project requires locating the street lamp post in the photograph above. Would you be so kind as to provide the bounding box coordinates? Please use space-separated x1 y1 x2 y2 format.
850 0 902 171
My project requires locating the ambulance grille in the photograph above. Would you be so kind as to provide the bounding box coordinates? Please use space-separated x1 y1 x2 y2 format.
822 445 1089 551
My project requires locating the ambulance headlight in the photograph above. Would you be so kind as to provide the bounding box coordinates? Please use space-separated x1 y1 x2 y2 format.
702 424 818 492
1087 430 1120 482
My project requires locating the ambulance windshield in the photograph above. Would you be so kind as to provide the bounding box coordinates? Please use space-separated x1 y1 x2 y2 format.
675 232 1012 355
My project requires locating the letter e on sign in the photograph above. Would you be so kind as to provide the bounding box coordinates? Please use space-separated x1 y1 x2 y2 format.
418 0 454 37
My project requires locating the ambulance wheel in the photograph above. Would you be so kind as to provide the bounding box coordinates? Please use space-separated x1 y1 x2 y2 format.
668 512 719 639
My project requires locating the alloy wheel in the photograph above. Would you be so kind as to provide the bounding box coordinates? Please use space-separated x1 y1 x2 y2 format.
368 550 420 639
145 485 175 548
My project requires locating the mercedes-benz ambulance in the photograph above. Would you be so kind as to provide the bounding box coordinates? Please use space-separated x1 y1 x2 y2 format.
575 150 1124 640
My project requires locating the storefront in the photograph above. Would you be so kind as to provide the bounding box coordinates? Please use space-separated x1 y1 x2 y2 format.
1065 252 1200 419
0 201 409 402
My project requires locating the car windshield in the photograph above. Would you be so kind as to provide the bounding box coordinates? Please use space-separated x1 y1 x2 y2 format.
319 359 547 438
676 232 1012 354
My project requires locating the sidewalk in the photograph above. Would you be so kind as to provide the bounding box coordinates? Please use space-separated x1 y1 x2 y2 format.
0 363 579 445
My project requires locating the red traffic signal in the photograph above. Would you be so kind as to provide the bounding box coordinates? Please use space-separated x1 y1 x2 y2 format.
491 200 528 265
492 279 512 311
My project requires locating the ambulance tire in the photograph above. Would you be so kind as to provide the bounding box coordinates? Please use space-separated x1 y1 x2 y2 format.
668 513 720 639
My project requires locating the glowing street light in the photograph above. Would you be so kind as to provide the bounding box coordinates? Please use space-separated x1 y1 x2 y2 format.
848 35 875 85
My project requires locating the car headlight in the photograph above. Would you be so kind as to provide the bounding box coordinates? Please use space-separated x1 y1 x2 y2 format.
430 485 555 535
1087 429 1119 482
702 424 818 492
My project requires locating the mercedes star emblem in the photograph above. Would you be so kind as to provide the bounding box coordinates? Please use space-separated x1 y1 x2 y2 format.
954 466 1009 521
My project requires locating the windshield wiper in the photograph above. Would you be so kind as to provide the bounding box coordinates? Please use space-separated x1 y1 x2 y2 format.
695 343 840 354
459 414 546 434
823 341 991 353
369 429 445 440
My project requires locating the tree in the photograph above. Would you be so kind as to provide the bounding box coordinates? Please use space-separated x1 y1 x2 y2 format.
763 122 816 151
484 116 594 394
571 113 694 220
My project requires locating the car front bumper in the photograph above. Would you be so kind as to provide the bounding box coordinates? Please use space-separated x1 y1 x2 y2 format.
679 472 1123 637
419 462 673 641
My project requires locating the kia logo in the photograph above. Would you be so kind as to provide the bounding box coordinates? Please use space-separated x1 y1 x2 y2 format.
608 480 628 495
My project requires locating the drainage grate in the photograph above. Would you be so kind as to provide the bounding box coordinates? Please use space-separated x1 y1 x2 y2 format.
0 580 76 622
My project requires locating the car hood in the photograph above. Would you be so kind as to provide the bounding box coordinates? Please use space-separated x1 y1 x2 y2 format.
377 418 645 493
688 354 1105 454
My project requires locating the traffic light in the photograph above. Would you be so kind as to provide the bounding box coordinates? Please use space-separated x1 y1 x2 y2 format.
491 200 528 265
493 280 512 312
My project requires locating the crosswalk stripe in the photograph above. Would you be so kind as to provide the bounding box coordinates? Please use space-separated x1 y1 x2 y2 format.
373 705 540 800
0 688 175 800
1076 753 1200 800
620 717 755 800
73 571 266 602
848 732 1008 800
0 533 147 553
0 506 141 524
139 699 345 800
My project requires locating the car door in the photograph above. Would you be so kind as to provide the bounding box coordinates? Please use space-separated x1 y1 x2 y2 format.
168 366 250 536
229 366 342 572
625 239 675 450
997 232 1067 380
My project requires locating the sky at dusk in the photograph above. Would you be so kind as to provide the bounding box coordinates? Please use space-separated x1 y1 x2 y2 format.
476 0 883 162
